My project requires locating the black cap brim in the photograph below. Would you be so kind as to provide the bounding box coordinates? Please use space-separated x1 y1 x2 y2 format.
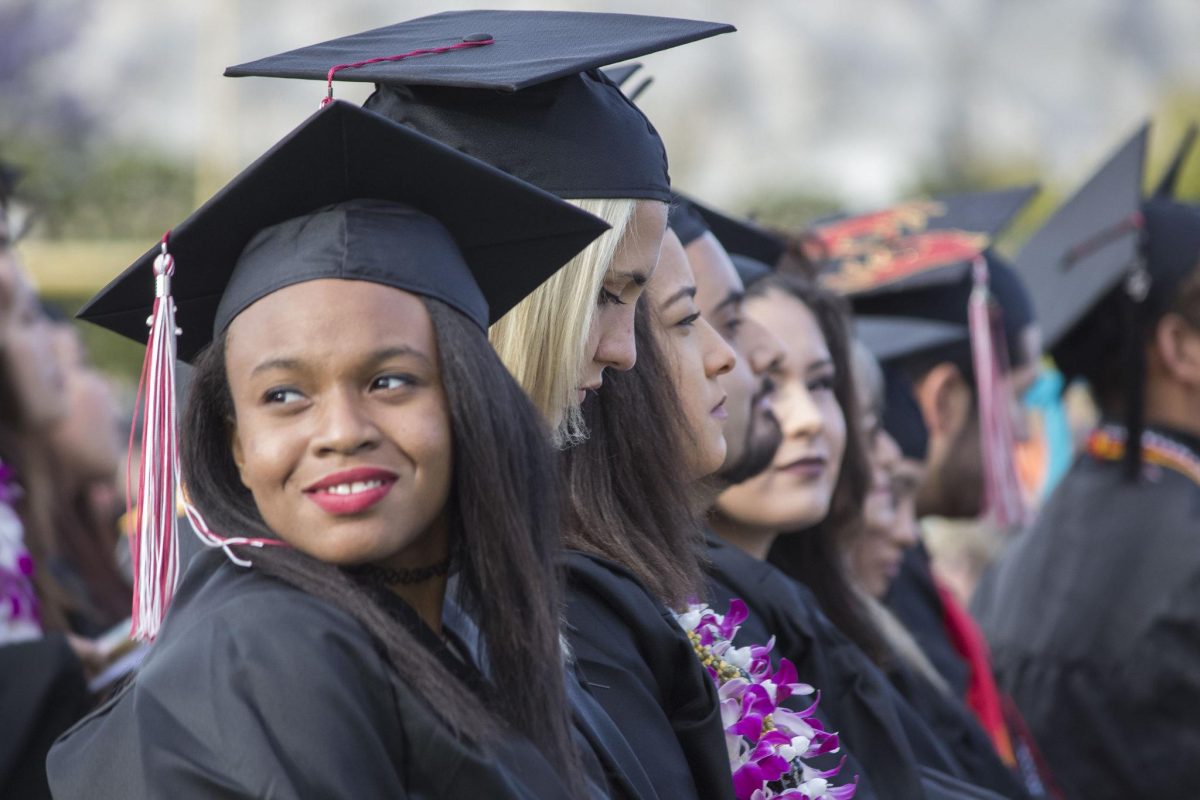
78 101 609 361
855 316 968 364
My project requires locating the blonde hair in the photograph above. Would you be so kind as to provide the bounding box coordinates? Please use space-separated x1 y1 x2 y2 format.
489 198 637 446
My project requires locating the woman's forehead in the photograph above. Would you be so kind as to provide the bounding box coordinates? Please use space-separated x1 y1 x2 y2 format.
225 280 437 367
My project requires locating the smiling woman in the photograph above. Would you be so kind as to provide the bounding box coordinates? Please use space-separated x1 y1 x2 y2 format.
45 101 610 799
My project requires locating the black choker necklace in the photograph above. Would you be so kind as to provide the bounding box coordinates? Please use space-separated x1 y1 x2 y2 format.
351 558 452 586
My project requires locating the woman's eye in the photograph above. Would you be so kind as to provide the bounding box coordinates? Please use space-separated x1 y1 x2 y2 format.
809 374 836 393
724 316 744 338
677 312 701 328
264 387 304 405
598 287 627 306
371 374 416 391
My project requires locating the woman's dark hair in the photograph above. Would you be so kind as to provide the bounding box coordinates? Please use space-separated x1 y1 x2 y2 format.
558 301 708 608
0 291 73 632
748 272 890 665
182 297 583 789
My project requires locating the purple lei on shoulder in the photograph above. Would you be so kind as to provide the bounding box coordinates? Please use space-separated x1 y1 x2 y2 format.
677 600 857 800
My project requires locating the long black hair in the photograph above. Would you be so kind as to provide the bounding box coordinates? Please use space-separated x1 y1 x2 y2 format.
748 273 890 665
558 301 708 608
182 297 583 789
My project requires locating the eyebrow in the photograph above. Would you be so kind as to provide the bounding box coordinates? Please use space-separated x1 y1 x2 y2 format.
250 345 432 378
611 270 649 287
714 289 744 313
661 285 697 309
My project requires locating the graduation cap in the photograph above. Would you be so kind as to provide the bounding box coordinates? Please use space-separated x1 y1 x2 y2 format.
856 317 968 461
603 62 654 103
1018 123 1200 352
79 100 609 363
667 193 711 248
813 185 1037 299
1153 122 1197 199
730 253 774 288
1015 126 1148 351
686 197 786 266
0 159 20 210
855 316 968 365
602 62 642 89
1015 122 1200 478
226 11 735 202
85 100 608 641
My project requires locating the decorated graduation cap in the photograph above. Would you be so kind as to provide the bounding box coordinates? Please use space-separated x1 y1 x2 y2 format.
225 10 735 201
81 100 608 640
814 187 1038 526
813 185 1037 299
1014 121 1200 478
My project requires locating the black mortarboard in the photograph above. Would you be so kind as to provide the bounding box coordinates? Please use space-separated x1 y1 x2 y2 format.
1153 123 1196 199
604 62 654 103
0 159 21 210
1014 126 1148 351
226 11 735 202
1018 123 1200 352
881 365 930 461
813 186 1038 299
77 100 608 362
688 198 786 267
667 193 711 248
602 62 642 88
730 254 774 288
855 316 968 365
1017 122 1200 478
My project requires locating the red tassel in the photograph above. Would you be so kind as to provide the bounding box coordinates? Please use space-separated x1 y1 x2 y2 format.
967 257 1026 529
125 236 291 641
129 234 181 641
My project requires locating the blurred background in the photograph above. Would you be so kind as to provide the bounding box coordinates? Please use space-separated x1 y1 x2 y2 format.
3 0 1199 383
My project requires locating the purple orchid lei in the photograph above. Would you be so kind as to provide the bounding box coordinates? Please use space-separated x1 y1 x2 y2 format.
676 599 857 800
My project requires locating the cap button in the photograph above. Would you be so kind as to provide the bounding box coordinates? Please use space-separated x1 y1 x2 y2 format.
463 33 492 43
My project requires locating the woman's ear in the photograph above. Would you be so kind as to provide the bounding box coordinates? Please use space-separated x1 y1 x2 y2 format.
1152 313 1200 389
913 362 970 438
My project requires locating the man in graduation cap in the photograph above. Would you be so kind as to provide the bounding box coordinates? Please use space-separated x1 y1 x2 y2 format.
972 124 1200 799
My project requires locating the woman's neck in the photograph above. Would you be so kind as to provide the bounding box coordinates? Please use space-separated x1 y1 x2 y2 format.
376 517 451 634
708 511 778 561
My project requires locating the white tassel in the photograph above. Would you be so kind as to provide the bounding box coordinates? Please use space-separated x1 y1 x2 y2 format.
130 239 181 641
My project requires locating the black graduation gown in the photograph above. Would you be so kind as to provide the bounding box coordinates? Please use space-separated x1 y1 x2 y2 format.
47 549 574 799
973 428 1200 799
885 547 1033 798
886 545 970 700
705 534 929 800
442 590 656 799
0 635 90 799
886 661 1028 798
563 550 734 800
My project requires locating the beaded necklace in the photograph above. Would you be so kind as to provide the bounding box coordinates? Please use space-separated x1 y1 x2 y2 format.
1086 425 1200 488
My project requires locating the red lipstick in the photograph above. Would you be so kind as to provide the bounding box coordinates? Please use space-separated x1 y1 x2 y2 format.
303 467 398 516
